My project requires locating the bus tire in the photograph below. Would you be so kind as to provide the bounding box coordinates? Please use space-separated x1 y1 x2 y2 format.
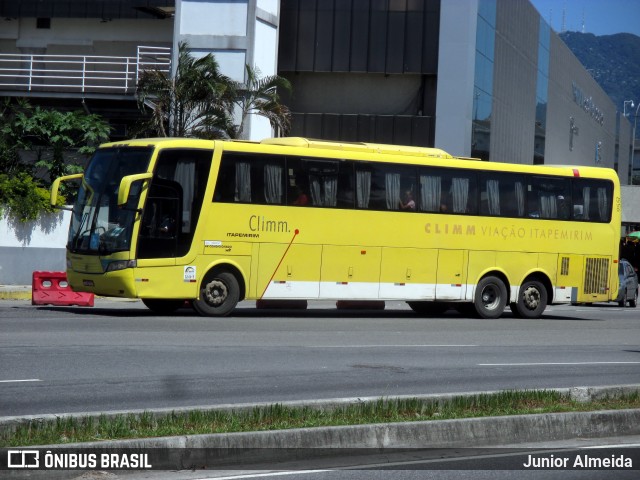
407 301 450 316
142 299 185 314
515 280 547 318
193 271 240 317
474 276 507 319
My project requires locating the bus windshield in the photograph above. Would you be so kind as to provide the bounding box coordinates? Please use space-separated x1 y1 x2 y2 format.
68 146 153 255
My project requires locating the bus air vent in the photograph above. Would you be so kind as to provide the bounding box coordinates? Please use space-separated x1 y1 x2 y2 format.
583 257 609 295
560 257 569 276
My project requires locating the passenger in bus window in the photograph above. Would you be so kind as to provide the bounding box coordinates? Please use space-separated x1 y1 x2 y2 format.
292 186 309 206
557 195 570 219
399 190 416 211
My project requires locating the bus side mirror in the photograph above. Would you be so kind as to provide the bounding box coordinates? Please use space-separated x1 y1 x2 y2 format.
117 172 153 207
50 173 83 208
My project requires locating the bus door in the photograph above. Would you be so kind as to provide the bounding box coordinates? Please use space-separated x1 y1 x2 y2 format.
436 250 467 300
135 148 213 298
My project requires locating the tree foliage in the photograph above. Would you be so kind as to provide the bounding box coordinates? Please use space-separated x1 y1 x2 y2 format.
11 104 111 183
136 42 237 139
235 64 292 139
0 98 109 221
0 173 63 222
136 42 291 139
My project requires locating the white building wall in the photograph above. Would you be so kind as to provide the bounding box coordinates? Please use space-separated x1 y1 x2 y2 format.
4 18 171 52
0 210 71 284
180 1 248 36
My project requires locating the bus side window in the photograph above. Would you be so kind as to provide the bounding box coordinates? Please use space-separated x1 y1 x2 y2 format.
213 158 236 202
418 168 443 213
528 176 571 219
572 178 612 222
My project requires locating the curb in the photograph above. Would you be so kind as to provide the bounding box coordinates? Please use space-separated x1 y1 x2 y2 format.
2 385 639 448
0 286 31 301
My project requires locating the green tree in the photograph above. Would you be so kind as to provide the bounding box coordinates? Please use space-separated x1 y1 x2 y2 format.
0 98 109 220
12 105 111 184
136 42 291 139
0 98 32 176
234 64 292 139
136 42 237 139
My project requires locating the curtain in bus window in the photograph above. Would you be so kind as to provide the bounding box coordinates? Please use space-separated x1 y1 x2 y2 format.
486 179 500 215
452 177 469 213
420 175 441 211
356 170 371 208
175 160 195 233
324 176 337 207
539 193 557 218
235 162 251 202
385 173 401 210
309 175 321 206
582 186 591 220
597 187 608 221
264 164 282 204
515 181 525 216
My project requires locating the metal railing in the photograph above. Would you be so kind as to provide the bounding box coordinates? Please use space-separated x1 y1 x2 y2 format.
0 45 171 95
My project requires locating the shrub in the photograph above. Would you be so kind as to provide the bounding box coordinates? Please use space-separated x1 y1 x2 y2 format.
0 173 65 222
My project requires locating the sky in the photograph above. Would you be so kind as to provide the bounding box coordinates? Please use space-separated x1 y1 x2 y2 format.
529 0 640 36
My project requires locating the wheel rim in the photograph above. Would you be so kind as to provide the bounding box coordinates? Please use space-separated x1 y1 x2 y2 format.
481 285 501 310
203 279 228 306
522 285 541 310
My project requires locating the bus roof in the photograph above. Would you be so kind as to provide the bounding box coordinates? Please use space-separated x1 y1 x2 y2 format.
260 137 454 159
97 137 618 182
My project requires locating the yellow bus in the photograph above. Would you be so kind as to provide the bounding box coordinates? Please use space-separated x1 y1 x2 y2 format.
51 137 621 319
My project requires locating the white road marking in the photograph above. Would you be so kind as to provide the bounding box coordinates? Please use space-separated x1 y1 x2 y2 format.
0 379 41 383
311 344 477 348
479 361 640 366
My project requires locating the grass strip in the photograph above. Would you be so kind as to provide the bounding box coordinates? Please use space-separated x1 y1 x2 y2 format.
3 390 640 447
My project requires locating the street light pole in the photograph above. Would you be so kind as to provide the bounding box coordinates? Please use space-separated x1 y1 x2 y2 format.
632 103 640 184
624 100 635 117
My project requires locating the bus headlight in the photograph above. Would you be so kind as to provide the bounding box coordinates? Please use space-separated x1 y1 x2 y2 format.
105 260 137 272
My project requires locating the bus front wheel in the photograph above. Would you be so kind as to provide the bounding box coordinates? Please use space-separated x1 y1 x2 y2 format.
474 276 507 319
514 280 547 318
193 271 240 317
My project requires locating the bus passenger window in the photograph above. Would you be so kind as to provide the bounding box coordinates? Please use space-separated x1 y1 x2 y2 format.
528 176 571 219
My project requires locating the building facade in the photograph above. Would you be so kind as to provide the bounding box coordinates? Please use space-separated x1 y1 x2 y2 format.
277 0 633 182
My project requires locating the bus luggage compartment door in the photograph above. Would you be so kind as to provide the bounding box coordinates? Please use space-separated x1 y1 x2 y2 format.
436 250 467 300
319 245 382 299
257 243 321 299
379 247 438 299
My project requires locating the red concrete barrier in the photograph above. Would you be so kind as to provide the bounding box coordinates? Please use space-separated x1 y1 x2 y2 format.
32 271 94 307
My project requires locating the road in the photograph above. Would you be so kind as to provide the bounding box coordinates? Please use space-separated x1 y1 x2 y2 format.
1 299 640 417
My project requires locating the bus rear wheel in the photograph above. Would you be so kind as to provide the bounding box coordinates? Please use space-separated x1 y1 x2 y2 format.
474 276 507 319
142 299 185 315
193 271 240 317
514 280 547 318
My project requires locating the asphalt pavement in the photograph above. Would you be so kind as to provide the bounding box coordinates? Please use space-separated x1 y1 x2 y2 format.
2 285 640 478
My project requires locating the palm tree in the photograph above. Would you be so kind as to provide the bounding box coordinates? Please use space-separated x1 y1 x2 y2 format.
136 42 237 139
234 64 292 139
136 42 291 140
